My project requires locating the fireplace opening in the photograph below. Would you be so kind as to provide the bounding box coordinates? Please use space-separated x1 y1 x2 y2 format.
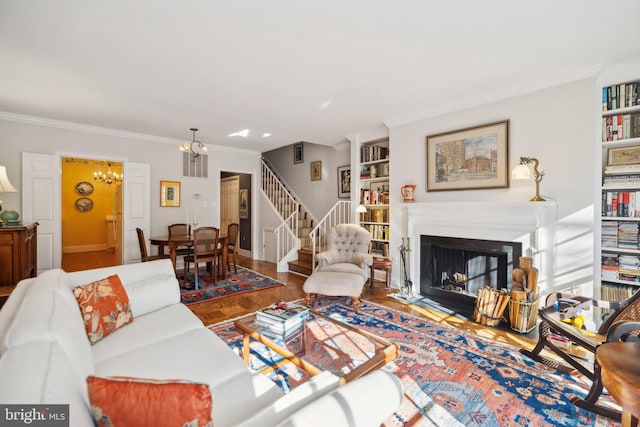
420 235 522 316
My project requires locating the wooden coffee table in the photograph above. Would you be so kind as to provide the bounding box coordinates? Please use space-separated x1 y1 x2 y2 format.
234 310 398 384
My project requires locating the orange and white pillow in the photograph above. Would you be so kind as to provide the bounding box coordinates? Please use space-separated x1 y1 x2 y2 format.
87 376 213 427
73 275 133 344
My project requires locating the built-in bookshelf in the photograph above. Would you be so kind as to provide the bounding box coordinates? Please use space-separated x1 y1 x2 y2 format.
599 78 640 300
359 139 390 258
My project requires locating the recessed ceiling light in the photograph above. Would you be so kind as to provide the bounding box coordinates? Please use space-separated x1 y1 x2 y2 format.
262 133 271 138
228 129 250 138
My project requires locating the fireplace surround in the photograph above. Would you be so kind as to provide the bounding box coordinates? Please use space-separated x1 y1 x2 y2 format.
404 201 557 314
420 234 522 313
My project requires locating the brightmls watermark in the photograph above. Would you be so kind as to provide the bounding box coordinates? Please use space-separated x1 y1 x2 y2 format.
0 405 69 426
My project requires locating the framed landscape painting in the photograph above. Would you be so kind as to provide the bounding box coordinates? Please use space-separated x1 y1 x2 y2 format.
426 120 509 192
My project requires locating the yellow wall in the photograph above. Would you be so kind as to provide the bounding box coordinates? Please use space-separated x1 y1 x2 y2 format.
62 158 122 252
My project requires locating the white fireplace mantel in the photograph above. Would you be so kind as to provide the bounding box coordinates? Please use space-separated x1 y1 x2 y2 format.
404 201 557 296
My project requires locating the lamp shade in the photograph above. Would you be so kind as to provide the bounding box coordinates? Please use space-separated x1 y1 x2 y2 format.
356 204 367 213
0 166 17 192
511 164 531 180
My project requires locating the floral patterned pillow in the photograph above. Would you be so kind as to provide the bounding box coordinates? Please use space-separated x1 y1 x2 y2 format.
87 376 213 427
73 274 133 344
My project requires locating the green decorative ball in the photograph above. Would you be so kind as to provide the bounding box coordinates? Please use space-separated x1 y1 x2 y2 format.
0 210 19 223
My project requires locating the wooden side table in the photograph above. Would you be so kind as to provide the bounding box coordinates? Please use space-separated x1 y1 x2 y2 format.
370 258 392 289
596 342 640 427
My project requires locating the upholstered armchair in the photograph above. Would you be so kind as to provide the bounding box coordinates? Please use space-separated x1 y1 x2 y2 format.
315 223 373 280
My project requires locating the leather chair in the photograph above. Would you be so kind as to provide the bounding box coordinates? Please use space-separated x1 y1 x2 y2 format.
183 227 220 288
136 228 170 262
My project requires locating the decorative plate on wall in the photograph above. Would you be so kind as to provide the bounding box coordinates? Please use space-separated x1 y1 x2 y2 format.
75 181 94 196
75 197 93 212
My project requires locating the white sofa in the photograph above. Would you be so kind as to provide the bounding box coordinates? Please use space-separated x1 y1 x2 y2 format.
0 259 403 427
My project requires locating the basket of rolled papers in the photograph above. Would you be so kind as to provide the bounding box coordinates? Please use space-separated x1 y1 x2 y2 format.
473 286 511 327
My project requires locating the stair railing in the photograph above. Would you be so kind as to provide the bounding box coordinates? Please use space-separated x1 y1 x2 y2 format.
260 158 299 271
309 200 354 270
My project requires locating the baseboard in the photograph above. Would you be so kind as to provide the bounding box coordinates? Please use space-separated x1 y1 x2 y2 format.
63 244 110 254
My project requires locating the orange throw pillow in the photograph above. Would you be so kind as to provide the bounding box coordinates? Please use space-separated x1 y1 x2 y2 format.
87 376 214 427
73 274 133 344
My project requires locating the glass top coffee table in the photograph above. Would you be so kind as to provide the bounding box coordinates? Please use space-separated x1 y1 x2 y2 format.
234 310 398 384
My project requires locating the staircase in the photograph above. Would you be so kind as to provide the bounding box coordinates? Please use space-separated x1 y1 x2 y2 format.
261 157 317 272
261 158 355 275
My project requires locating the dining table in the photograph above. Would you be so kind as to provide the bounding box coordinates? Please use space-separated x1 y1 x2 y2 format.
149 233 228 280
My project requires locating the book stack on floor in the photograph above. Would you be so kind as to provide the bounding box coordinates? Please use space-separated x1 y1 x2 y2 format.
256 301 310 338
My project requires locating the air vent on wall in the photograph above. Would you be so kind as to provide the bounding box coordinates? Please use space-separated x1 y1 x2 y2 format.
183 152 208 178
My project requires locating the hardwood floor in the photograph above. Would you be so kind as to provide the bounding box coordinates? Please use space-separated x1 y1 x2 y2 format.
60 252 538 351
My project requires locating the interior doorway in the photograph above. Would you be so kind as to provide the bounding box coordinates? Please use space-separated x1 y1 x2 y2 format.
60 157 123 271
220 171 252 257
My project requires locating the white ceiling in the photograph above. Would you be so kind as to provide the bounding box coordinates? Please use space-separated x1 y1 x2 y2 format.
1 0 640 153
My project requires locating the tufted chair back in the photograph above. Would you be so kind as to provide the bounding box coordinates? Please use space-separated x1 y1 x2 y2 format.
315 224 373 280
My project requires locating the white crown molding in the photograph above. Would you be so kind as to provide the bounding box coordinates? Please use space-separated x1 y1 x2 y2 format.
385 64 603 129
0 111 261 155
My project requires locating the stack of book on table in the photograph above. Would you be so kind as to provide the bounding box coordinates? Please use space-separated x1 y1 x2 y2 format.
256 302 310 337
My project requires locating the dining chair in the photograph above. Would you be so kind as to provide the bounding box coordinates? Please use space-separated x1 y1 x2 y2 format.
136 228 170 262
168 223 193 256
183 227 220 288
225 223 239 274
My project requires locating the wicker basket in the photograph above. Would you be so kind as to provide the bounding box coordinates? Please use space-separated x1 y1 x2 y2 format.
473 287 511 327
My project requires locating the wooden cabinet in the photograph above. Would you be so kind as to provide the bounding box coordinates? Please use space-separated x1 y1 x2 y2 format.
0 223 38 286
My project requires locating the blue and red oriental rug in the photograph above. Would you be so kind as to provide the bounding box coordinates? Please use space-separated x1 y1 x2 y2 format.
180 266 284 305
210 297 620 427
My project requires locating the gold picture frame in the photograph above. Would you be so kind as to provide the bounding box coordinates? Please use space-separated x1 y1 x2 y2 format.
426 120 509 191
160 180 181 207
310 161 322 181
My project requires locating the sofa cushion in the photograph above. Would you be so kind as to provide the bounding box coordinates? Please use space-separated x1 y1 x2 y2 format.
0 287 95 382
95 328 250 386
0 341 94 427
121 274 181 317
87 376 213 427
73 274 133 344
92 303 204 364
0 278 34 354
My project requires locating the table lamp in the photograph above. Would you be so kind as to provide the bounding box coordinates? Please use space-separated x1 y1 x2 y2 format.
512 157 545 201
0 165 19 223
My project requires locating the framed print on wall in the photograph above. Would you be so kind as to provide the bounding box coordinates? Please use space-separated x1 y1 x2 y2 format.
310 161 322 181
426 120 509 192
160 180 181 207
294 143 304 164
337 165 351 198
239 189 249 219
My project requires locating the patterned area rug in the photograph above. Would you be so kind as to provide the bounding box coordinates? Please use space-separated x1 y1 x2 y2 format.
180 266 284 305
210 297 620 427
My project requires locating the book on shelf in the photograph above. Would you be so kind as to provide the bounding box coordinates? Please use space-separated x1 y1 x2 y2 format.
602 82 639 111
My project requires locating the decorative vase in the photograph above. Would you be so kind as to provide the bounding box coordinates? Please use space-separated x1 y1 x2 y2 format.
400 185 416 203
0 210 20 224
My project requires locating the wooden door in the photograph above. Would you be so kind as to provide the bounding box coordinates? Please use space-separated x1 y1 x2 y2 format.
220 176 239 237
22 152 60 271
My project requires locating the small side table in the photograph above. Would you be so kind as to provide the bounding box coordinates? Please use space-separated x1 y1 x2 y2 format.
596 342 640 427
370 258 392 289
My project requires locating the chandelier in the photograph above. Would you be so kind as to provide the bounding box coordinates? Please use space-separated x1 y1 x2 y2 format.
94 162 123 185
180 128 207 161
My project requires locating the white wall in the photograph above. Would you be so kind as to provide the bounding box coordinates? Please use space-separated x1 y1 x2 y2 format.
388 77 596 295
263 141 350 220
0 118 267 260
